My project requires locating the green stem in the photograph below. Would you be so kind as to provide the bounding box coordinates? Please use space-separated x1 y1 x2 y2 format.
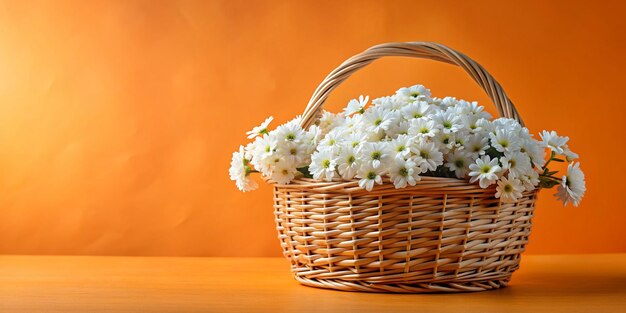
543 151 556 170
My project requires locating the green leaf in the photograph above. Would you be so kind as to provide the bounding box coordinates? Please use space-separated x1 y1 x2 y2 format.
297 166 313 178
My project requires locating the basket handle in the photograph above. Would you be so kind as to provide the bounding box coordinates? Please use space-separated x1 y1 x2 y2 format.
300 41 523 129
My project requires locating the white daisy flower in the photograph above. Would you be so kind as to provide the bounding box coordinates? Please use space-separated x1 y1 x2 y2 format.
489 128 519 153
318 130 345 151
432 110 463 134
389 157 421 188
408 117 439 138
434 131 456 152
229 146 258 192
389 135 412 157
276 141 307 167
539 130 569 154
455 100 492 119
475 118 494 134
344 114 364 131
400 101 431 120
500 151 532 178
519 170 540 192
438 97 459 110
386 120 410 137
563 145 579 161
274 122 305 143
445 150 471 179
309 149 337 181
248 135 277 176
555 162 586 207
410 140 444 172
396 84 431 102
357 162 384 191
469 155 502 188
520 138 546 169
246 116 274 139
337 145 360 179
344 132 368 149
372 95 401 110
495 176 523 203
344 95 369 115
460 114 480 132
493 118 522 133
271 162 297 184
359 141 391 168
465 135 489 158
363 107 397 133
318 111 345 134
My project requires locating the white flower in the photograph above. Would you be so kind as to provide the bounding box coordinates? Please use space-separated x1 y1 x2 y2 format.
539 130 569 154
520 138 545 169
495 176 523 203
396 84 431 102
274 122 305 143
563 145 579 161
362 107 397 133
309 150 337 181
389 135 412 157
248 135 277 176
229 146 258 192
318 130 344 151
344 114 363 131
305 125 322 146
337 146 360 179
500 151 532 178
389 157 420 188
489 128 519 153
445 150 471 179
439 97 459 109
386 120 410 137
519 170 540 192
410 140 443 172
344 95 369 115
359 142 391 168
246 116 273 139
276 141 307 167
271 162 297 184
493 118 522 133
461 114 480 132
469 155 502 188
475 118 494 134
344 132 368 149
465 134 489 158
455 100 492 119
318 111 345 134
372 96 401 110
400 101 431 120
432 110 462 134
357 162 384 191
408 117 438 138
434 131 455 152
555 162 586 207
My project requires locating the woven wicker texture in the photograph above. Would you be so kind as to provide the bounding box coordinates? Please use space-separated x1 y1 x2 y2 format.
273 42 538 293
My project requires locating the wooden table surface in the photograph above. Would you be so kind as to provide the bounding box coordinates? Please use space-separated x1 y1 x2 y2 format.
1 254 625 313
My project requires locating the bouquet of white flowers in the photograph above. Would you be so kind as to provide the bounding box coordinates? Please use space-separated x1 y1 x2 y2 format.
230 84 585 206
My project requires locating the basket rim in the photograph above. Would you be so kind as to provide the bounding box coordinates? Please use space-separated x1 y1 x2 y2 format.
267 175 538 197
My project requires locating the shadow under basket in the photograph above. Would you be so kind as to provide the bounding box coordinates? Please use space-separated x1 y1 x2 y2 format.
272 177 537 293
270 42 539 293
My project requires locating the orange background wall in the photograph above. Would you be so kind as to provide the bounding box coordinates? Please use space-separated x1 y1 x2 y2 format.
0 0 624 256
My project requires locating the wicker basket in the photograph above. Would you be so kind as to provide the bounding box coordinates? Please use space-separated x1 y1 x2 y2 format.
272 42 538 293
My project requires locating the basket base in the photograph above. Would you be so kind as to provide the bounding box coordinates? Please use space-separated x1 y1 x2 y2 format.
294 276 510 293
